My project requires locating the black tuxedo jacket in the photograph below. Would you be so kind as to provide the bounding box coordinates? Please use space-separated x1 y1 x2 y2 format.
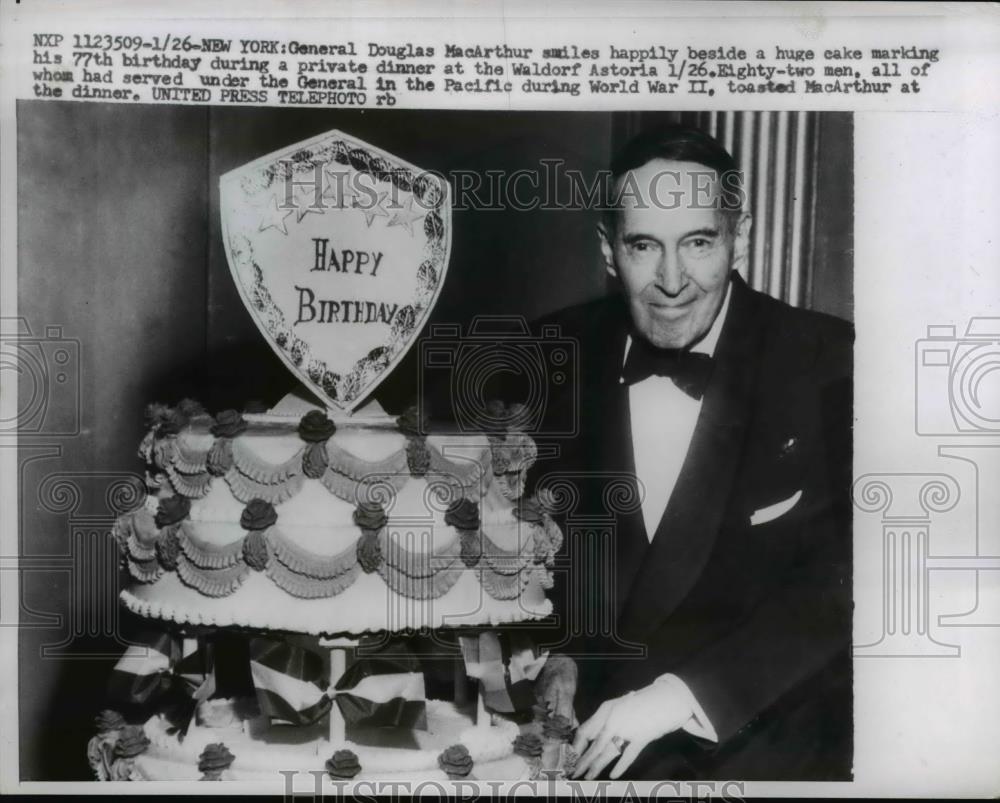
526 273 853 780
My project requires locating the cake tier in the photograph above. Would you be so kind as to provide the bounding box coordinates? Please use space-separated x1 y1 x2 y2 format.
92 701 566 782
114 403 562 636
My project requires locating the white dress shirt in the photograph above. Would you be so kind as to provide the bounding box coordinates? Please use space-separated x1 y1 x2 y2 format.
622 284 733 541
618 283 733 743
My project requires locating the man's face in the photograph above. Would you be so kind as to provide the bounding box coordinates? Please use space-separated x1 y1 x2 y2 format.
600 159 750 350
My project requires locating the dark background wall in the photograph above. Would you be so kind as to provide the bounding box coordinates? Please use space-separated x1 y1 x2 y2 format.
16 102 852 780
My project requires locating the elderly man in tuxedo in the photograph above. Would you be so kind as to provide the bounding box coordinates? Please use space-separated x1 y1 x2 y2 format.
531 125 853 781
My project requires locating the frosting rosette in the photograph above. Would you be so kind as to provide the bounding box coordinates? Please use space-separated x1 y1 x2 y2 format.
113 725 150 759
437 744 474 779
445 498 480 531
513 732 544 758
490 431 537 475
94 709 126 735
297 410 337 443
353 503 387 532
242 530 270 571
241 499 277 531
198 742 235 780
155 409 187 438
325 749 362 779
154 496 190 528
210 408 247 438
542 713 575 743
356 530 383 573
143 402 171 432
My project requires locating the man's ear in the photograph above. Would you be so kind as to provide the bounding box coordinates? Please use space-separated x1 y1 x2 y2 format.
597 221 617 279
731 211 752 274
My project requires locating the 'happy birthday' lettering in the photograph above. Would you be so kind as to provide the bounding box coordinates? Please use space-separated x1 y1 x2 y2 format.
295 286 399 325
312 238 384 276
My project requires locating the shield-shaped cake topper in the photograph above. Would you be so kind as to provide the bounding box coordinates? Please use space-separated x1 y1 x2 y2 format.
220 130 450 412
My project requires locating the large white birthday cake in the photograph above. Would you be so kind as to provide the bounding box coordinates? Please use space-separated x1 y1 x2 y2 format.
90 130 575 783
117 397 560 636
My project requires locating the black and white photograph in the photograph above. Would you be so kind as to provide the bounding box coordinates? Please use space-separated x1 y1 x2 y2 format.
1 1 998 799
16 102 852 784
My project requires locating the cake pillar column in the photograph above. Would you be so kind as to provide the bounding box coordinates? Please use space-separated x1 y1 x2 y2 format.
320 637 356 746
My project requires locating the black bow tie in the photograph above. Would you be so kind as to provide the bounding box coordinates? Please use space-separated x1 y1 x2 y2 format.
620 340 715 400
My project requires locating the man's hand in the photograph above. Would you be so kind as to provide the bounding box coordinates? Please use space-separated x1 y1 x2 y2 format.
570 675 700 780
535 653 578 724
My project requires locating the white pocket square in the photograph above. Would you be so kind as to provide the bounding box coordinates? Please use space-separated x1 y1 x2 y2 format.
750 490 803 525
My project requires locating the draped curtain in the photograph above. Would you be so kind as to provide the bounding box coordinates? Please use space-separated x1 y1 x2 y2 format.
612 111 828 310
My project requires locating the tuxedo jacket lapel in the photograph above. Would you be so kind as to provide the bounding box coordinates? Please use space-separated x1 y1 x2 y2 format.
617 274 766 643
577 299 651 630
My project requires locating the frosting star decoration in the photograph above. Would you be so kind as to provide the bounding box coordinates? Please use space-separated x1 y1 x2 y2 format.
257 167 419 234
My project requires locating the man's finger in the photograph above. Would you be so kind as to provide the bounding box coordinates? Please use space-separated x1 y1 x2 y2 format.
608 741 643 780
572 730 614 778
584 744 620 781
571 705 608 753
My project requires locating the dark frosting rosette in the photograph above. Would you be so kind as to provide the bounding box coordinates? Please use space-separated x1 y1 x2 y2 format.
356 530 383 574
113 725 150 759
94 709 126 734
155 408 188 438
445 498 480 532
198 742 236 780
437 744 474 779
155 528 182 571
542 713 575 743
512 732 544 758
490 431 536 475
143 402 171 431
298 410 337 443
353 503 387 532
241 499 277 531
242 530 270 571
326 749 362 779
154 496 190 529
210 409 247 438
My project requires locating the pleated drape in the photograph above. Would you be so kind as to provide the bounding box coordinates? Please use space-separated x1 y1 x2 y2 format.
611 111 822 309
